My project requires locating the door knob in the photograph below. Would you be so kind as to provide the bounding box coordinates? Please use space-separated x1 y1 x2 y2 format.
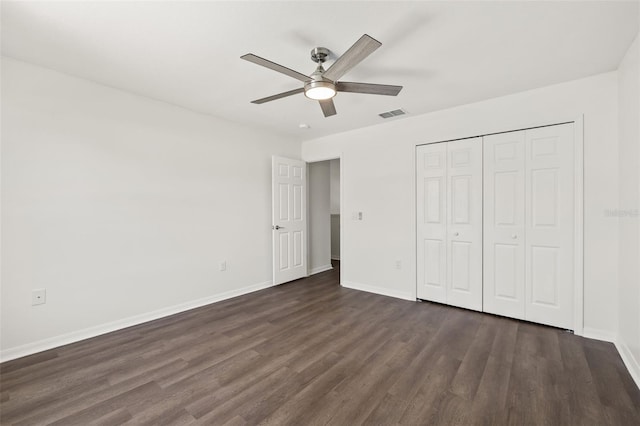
512 234 517 239
273 225 285 230
453 232 459 237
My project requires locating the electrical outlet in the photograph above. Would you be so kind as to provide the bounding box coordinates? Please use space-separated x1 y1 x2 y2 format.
32 289 46 306
395 260 402 270
219 261 227 272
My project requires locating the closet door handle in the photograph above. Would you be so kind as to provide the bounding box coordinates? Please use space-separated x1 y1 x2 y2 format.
511 234 518 239
453 232 459 237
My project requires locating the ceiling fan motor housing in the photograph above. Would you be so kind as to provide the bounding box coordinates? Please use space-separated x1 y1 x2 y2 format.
310 47 330 64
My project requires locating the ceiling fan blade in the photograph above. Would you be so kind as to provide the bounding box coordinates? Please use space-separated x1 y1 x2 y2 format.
336 82 403 96
241 54 309 82
322 34 382 82
319 99 337 117
250 88 305 104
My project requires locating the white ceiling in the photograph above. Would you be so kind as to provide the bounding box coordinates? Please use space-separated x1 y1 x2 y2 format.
2 1 638 141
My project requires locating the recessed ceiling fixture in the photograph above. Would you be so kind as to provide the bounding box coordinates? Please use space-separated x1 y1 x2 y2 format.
241 35 403 118
299 123 311 129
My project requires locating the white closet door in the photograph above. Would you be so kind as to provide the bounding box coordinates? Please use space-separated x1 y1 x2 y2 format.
525 124 574 329
416 143 447 303
446 138 483 311
483 131 526 319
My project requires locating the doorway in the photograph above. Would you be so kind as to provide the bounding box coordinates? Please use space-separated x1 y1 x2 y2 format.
308 158 341 280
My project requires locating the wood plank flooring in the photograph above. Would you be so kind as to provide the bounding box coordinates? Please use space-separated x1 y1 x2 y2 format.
2 261 639 425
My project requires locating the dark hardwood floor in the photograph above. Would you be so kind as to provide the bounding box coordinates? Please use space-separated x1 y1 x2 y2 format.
1 261 639 425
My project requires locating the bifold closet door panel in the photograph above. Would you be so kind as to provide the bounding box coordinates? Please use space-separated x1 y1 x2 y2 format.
446 138 483 311
416 142 447 303
525 124 574 330
483 131 526 319
483 123 575 330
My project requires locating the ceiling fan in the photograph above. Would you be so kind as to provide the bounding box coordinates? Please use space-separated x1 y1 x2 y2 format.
241 34 403 118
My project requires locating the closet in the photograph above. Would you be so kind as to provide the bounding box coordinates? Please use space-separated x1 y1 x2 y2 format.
416 123 576 330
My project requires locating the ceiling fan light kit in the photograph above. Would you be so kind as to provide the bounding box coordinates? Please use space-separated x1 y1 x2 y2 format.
241 34 403 117
304 80 336 100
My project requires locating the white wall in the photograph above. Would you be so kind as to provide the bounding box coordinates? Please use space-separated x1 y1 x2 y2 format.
0 57 300 360
308 161 332 274
617 33 640 386
303 72 620 335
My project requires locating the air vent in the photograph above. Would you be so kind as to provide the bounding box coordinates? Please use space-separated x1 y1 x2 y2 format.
379 108 407 119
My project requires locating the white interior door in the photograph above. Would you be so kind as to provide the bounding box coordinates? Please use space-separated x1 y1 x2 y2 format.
446 138 483 311
525 124 574 329
416 143 448 303
272 156 307 285
483 131 526 319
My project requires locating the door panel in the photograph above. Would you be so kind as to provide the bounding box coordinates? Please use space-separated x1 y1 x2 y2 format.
425 178 443 223
531 169 559 226
446 138 483 311
450 241 471 291
272 156 307 285
451 176 471 224
525 124 574 329
483 131 526 319
494 171 518 225
494 243 519 299
424 239 445 288
530 245 559 306
417 143 447 303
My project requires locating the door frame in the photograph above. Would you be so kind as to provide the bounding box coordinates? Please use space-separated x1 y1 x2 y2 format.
415 116 584 335
305 154 343 285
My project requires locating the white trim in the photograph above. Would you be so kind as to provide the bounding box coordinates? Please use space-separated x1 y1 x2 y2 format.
0 279 274 363
573 115 585 336
615 340 640 390
331 256 341 261
309 264 333 275
306 159 310 277
582 327 616 343
342 280 414 302
339 154 344 293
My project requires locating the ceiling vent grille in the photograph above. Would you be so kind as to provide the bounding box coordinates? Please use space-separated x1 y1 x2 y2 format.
379 108 407 119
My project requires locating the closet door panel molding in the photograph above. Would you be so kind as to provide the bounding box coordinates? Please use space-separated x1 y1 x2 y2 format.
416 138 482 311
525 124 575 329
446 138 483 311
483 131 526 319
416 143 448 303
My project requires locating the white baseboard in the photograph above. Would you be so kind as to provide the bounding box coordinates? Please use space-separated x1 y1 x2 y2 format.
0 279 274 363
582 327 617 343
341 281 414 302
615 340 640 390
331 256 340 261
309 264 333 275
